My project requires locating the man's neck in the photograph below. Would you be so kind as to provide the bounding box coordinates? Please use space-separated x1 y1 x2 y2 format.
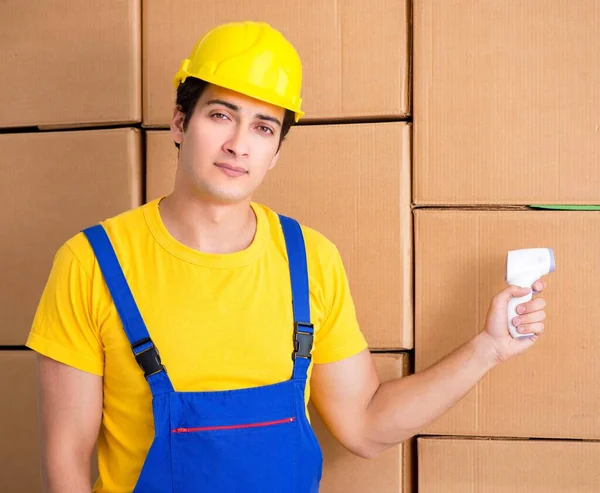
158 193 257 254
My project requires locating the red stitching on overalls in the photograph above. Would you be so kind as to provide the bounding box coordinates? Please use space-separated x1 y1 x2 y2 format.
171 417 296 433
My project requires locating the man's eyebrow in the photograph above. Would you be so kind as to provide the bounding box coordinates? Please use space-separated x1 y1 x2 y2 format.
255 114 282 127
206 99 239 112
205 99 282 127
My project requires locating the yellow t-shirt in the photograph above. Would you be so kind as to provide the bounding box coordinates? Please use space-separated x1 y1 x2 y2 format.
26 197 368 492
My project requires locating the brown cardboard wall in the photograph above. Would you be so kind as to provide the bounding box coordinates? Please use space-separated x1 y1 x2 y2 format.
5 351 410 493
415 209 600 439
146 131 177 200
146 123 413 349
0 1 141 129
0 129 142 345
1 351 41 492
309 354 412 493
413 0 600 205
418 437 600 492
310 353 413 492
142 0 410 126
0 351 99 493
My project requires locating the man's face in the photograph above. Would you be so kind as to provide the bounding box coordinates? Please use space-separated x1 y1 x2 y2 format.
171 84 286 205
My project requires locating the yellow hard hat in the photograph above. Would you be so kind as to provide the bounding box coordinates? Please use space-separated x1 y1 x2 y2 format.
173 21 304 122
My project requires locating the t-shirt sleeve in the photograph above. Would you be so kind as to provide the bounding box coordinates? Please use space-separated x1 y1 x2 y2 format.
312 245 369 364
26 242 104 376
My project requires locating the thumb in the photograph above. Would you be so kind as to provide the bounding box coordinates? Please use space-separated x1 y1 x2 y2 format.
492 285 531 308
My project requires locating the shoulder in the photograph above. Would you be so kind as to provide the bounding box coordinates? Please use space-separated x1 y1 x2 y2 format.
60 200 155 276
300 223 341 266
254 202 344 270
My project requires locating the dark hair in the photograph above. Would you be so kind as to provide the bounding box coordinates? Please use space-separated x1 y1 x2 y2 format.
174 77 296 151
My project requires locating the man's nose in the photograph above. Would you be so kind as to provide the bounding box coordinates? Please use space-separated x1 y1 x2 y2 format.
223 127 250 157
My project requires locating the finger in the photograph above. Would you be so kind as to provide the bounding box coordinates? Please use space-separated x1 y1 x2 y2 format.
515 322 545 336
512 310 546 327
516 297 546 315
532 279 547 294
493 285 531 308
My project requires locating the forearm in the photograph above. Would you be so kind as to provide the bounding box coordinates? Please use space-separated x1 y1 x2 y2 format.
42 446 93 493
364 332 499 454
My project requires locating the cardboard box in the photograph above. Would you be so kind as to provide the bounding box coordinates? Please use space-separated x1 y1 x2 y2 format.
146 131 177 201
415 209 600 439
310 353 413 493
4 352 409 493
418 437 600 492
1 351 41 492
0 0 141 129
1 128 142 345
413 1 600 205
142 0 410 127
0 350 99 492
146 123 412 349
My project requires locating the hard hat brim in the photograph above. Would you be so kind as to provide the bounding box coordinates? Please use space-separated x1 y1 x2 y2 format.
173 69 304 123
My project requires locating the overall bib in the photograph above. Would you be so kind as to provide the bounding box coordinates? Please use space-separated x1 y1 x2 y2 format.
83 215 323 492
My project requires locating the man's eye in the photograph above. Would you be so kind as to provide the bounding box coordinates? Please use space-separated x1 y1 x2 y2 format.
212 113 228 120
257 126 273 135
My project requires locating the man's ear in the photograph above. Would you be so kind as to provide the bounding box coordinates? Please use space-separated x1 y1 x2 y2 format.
171 105 185 145
268 150 281 171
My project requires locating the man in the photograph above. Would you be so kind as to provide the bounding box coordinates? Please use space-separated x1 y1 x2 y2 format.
26 21 548 492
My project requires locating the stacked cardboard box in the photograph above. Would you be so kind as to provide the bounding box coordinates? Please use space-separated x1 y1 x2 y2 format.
6 0 600 490
142 0 410 125
145 121 414 490
1 0 414 491
146 122 413 350
0 1 143 490
0 129 143 346
0 129 142 488
0 352 41 492
418 437 600 493
143 0 414 488
0 0 141 129
413 1 600 490
310 354 414 493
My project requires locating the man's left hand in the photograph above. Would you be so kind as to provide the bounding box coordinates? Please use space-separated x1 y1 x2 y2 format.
480 279 548 364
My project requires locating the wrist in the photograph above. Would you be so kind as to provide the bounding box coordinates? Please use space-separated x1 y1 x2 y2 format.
472 332 502 370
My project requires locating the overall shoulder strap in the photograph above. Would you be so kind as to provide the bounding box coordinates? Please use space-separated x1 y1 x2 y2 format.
278 215 313 381
82 224 174 396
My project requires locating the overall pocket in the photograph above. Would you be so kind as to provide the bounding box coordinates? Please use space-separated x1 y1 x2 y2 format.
170 415 298 493
172 416 295 434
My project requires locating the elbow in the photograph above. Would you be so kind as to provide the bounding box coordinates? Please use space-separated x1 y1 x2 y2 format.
343 443 380 460
353 446 382 460
334 432 380 460
344 437 409 460
345 427 416 459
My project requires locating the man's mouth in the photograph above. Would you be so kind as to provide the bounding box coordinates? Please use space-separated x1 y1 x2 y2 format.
214 162 247 177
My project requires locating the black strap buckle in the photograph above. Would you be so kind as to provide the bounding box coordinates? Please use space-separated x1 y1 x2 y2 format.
132 338 165 378
293 322 314 360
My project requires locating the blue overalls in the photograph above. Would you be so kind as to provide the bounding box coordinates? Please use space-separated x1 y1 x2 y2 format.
83 215 323 492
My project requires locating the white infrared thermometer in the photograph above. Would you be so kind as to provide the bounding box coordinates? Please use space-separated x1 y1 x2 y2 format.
505 248 555 339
